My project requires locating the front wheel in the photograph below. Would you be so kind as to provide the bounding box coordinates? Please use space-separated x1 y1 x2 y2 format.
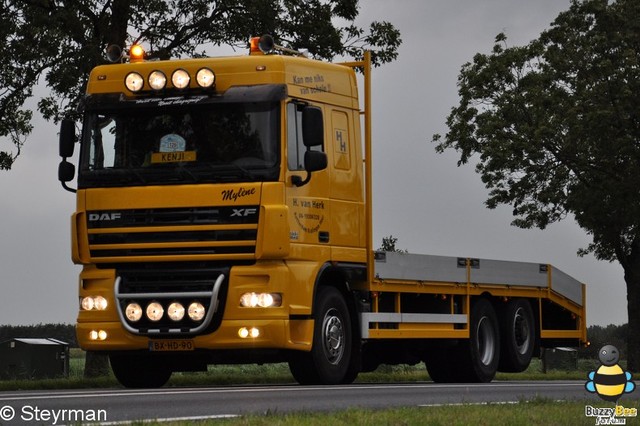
110 353 172 388
289 286 353 385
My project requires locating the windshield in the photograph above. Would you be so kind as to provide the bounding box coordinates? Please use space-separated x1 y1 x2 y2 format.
78 101 279 187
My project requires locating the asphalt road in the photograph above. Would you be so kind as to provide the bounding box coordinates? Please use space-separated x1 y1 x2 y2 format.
0 381 636 424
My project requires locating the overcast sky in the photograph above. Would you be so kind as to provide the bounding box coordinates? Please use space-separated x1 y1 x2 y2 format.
0 0 627 327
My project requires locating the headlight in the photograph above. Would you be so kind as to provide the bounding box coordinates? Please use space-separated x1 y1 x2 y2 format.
125 72 144 92
81 296 108 311
167 302 185 321
146 302 164 322
188 302 206 321
196 68 215 88
125 303 143 322
171 69 190 89
240 292 282 308
148 70 167 90
81 297 94 311
93 296 108 310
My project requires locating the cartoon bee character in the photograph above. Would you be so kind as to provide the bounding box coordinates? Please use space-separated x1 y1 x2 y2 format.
585 345 636 402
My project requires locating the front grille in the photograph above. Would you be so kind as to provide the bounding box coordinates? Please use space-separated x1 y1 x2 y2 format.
87 206 259 261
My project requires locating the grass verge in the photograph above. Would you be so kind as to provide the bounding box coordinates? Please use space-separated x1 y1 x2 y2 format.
0 352 636 391
131 399 640 426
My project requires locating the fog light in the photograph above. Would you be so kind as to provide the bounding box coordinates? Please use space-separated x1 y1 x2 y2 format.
89 330 107 341
188 302 205 321
167 302 185 321
238 327 260 339
146 302 164 322
125 303 143 322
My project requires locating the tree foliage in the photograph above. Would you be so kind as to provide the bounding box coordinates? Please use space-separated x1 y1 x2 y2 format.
378 235 407 253
1 0 401 170
433 0 640 371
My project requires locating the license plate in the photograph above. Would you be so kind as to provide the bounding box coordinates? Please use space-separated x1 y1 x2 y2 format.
149 339 194 352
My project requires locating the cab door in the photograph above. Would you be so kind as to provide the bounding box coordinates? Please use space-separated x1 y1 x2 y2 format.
285 101 331 251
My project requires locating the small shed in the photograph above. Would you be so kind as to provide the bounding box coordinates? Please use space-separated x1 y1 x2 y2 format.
0 338 69 380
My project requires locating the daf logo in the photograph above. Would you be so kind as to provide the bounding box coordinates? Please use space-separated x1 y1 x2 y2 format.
88 212 122 221
231 208 257 217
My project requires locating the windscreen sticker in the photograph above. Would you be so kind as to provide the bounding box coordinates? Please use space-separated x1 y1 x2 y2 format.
159 134 186 152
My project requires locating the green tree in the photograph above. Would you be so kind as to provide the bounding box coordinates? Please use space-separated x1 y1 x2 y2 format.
432 0 640 371
378 235 407 253
1 0 401 170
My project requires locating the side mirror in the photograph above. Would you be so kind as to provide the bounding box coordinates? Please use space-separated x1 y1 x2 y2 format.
58 160 76 193
304 150 327 173
302 106 323 147
58 160 75 182
59 119 76 158
292 151 327 187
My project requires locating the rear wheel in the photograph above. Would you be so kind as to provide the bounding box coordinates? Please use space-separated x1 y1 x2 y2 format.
289 286 353 385
426 299 500 383
110 353 172 388
456 298 501 382
499 298 535 372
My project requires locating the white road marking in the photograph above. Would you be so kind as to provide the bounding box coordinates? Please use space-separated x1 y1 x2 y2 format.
0 381 584 402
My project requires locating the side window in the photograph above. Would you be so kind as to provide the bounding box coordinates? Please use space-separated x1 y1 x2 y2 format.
287 102 323 170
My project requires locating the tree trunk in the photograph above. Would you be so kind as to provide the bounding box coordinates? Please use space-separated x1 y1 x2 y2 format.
623 260 640 373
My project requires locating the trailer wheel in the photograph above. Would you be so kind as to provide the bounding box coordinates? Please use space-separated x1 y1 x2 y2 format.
288 286 353 385
499 298 535 372
456 298 500 382
110 354 172 388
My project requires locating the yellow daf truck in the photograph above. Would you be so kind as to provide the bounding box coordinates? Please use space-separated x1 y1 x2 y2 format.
58 36 587 388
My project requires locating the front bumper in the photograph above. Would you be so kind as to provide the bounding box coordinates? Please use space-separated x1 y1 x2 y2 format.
77 317 313 352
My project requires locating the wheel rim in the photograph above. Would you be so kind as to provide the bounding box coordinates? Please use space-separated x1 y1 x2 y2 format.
476 316 496 366
512 307 531 355
322 308 345 365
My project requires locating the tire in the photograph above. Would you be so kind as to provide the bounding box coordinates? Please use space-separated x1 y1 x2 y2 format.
110 353 172 388
289 286 353 385
498 298 535 373
424 342 461 383
456 298 501 383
